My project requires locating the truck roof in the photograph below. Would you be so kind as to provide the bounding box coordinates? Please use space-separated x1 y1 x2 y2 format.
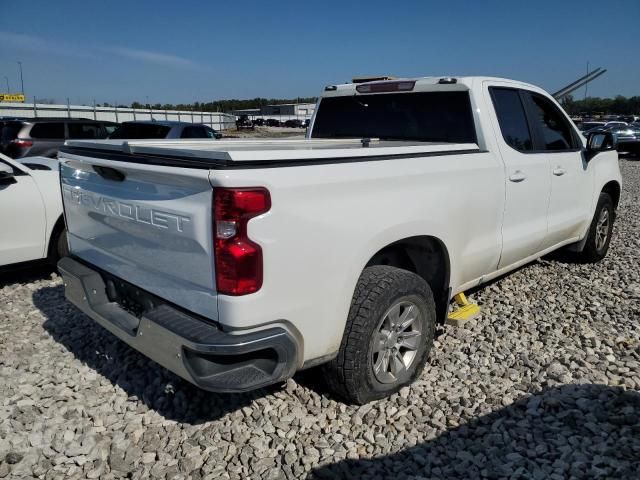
321 76 542 97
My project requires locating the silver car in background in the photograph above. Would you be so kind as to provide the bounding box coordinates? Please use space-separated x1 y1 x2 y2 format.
108 121 222 140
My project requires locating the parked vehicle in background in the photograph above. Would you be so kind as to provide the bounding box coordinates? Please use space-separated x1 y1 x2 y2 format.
252 118 265 127
235 115 254 131
0 118 110 159
618 115 639 123
265 118 282 127
604 121 627 128
586 124 640 155
57 76 621 404
578 121 605 132
109 121 222 140
0 153 67 267
283 119 304 128
302 119 310 129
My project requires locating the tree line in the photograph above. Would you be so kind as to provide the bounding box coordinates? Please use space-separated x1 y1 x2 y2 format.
115 97 318 112
560 95 640 116
97 94 640 116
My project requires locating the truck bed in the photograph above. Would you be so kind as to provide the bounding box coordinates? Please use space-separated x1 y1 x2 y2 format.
61 138 481 168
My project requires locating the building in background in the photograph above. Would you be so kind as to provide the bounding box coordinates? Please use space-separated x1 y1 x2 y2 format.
0 101 236 131
231 103 316 122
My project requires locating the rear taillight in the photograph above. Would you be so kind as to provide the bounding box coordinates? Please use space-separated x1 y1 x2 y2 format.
214 187 271 295
11 139 33 148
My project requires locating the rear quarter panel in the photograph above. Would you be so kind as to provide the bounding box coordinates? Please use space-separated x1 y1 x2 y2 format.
212 150 505 363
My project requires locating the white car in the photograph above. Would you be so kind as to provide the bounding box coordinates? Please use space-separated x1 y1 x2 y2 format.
56 76 621 403
0 154 68 267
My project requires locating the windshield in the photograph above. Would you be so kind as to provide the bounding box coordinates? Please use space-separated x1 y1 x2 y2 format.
109 123 171 139
311 91 477 143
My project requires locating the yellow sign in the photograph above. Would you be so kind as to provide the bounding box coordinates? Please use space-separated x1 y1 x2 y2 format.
0 94 26 102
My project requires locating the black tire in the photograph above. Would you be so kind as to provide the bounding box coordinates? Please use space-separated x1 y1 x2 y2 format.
323 266 436 404
576 193 614 263
48 226 69 264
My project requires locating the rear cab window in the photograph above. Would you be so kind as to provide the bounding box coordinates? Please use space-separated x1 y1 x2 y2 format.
311 91 477 143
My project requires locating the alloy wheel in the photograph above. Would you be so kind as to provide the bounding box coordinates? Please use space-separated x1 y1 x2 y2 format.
372 299 423 384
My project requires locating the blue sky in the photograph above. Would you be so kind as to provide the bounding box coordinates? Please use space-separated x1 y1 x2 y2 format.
1 0 639 105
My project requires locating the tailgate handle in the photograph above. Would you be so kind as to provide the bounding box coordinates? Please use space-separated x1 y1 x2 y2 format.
93 165 126 182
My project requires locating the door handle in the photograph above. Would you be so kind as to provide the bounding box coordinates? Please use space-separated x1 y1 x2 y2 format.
553 167 567 176
509 171 527 183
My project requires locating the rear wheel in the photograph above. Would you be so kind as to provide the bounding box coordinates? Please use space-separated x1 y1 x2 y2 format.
575 193 614 263
323 266 436 404
48 226 69 264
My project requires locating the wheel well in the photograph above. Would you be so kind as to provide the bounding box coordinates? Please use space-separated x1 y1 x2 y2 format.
365 236 450 324
602 181 620 209
48 215 65 256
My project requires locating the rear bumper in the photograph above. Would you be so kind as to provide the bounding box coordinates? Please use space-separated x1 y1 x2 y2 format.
57 257 299 393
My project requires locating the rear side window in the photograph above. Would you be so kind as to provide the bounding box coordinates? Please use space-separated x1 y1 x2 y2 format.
312 91 477 143
490 88 533 152
109 123 171 139
30 122 65 139
526 93 576 151
180 126 208 138
68 122 104 139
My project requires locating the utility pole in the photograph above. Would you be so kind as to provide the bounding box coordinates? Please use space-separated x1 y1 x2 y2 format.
3 76 9 92
584 61 589 101
17 61 24 94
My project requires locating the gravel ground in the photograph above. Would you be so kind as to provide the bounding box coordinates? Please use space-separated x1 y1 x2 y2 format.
1 159 639 479
221 127 305 139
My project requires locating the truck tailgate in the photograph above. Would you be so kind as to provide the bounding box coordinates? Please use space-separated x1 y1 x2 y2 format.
59 152 218 320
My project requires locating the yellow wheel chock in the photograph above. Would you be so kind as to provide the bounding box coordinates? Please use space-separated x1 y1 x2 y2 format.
446 292 480 327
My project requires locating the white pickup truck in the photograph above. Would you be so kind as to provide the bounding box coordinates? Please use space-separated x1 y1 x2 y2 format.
57 76 621 403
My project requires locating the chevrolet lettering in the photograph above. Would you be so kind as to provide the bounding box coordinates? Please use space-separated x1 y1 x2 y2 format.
62 185 191 232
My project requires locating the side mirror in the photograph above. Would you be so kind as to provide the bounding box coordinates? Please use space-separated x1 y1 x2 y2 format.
587 131 617 153
0 163 16 184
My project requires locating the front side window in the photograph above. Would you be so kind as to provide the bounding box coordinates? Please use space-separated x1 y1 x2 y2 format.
109 123 171 139
180 126 208 138
526 93 576 151
68 122 103 139
29 122 65 139
312 91 477 143
490 88 533 152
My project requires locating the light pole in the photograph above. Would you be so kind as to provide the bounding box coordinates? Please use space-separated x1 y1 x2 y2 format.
584 61 589 101
17 61 24 94
3 76 9 92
